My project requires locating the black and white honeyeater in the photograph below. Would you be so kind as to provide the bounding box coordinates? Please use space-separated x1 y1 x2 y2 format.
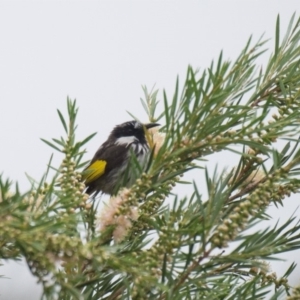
83 120 160 196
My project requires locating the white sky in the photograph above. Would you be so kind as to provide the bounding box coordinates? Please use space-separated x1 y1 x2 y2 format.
0 1 300 299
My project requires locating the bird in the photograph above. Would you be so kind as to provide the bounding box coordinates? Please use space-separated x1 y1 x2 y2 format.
82 120 160 196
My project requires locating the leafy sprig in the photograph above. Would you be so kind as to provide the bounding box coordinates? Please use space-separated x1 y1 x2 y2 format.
2 14 300 300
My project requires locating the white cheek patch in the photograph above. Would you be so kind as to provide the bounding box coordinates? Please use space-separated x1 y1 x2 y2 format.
115 136 138 146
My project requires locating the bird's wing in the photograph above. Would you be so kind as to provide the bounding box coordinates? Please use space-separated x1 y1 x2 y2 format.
82 142 127 184
83 160 107 184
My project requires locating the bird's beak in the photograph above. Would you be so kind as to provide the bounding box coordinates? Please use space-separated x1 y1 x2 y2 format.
144 123 160 129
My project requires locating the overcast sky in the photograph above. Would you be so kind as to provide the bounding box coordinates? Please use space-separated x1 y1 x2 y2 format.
0 1 300 299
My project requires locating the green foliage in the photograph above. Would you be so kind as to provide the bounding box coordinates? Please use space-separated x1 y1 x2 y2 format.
2 14 300 300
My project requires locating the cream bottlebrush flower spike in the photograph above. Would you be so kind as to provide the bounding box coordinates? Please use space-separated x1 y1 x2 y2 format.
97 188 139 243
146 126 165 156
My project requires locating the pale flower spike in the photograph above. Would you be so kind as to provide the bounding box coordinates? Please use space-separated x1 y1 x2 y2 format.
97 188 139 243
147 126 165 156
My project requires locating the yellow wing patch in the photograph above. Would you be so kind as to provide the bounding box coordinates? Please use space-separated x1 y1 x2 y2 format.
83 160 107 184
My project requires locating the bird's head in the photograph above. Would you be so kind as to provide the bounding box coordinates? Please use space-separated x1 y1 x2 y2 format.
109 120 160 145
